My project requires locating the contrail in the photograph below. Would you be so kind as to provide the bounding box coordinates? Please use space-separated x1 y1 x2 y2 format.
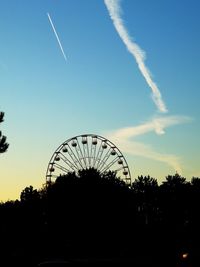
47 12 67 62
104 0 167 113
105 115 192 174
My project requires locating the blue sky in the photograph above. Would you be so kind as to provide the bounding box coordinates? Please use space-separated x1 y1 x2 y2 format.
0 0 200 201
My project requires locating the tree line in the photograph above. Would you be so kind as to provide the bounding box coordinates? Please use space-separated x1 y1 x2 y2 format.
0 169 200 266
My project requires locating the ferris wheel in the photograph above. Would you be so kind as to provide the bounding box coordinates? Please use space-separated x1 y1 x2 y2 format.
46 134 131 185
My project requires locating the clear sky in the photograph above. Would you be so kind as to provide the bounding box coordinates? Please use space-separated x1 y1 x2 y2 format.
0 0 200 201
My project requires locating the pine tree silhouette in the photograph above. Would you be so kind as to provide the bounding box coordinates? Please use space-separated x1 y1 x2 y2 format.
0 112 9 153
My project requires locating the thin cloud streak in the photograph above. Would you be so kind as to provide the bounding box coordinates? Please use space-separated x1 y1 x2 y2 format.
109 115 192 139
118 139 182 174
47 12 67 62
104 0 167 113
105 115 192 174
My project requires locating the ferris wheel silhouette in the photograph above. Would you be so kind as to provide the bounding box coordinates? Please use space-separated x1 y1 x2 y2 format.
46 134 131 186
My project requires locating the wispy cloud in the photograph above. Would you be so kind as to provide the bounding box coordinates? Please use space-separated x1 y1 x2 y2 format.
109 115 192 139
104 0 167 113
47 12 67 62
105 115 192 174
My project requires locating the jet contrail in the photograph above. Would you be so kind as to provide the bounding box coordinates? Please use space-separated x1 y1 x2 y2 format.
104 0 167 113
47 12 67 62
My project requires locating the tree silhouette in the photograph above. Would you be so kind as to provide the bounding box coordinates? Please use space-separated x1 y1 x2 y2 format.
43 168 133 259
162 172 187 188
132 175 158 225
160 173 189 222
20 185 40 203
188 177 200 260
0 112 9 153
1 169 200 265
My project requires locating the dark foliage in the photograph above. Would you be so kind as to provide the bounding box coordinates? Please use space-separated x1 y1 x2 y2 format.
0 170 200 266
0 112 9 153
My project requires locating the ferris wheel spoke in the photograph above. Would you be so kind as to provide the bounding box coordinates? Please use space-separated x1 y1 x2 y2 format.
86 139 91 167
87 136 93 167
54 162 71 173
70 138 86 169
96 140 108 169
75 146 86 169
64 144 80 169
83 142 90 168
59 152 79 172
83 136 91 168
76 139 87 169
93 140 103 169
80 135 90 167
67 143 84 170
82 143 90 168
90 142 97 168
100 157 119 173
97 147 112 171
